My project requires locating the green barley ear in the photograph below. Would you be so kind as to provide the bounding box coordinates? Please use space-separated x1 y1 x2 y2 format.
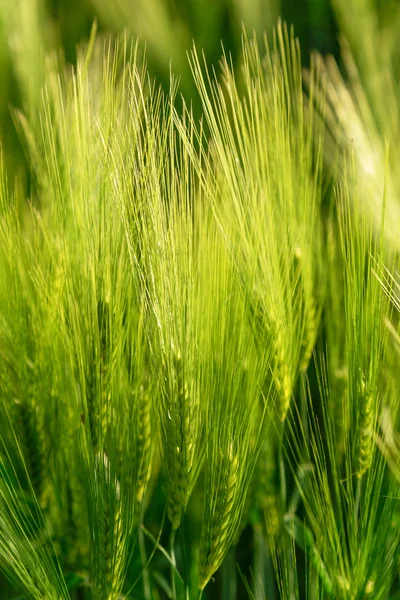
160 346 201 530
0 187 69 597
0 162 83 586
0 174 61 514
122 95 206 532
197 231 273 590
199 442 241 589
324 215 349 463
11 32 159 597
283 166 399 595
336 168 392 479
256 436 282 540
135 383 153 506
286 351 400 599
187 22 324 421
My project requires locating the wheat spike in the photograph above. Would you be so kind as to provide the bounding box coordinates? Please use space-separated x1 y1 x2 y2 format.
357 377 376 478
163 351 197 530
269 313 292 421
199 444 239 590
258 438 281 538
299 260 318 373
92 454 127 600
136 384 153 504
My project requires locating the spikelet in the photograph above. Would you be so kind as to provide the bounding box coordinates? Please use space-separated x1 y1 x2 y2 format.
85 369 99 451
84 372 110 455
198 443 239 590
163 350 197 530
234 430 259 541
356 376 376 478
92 455 126 600
249 301 291 420
257 438 281 538
239 435 280 541
300 296 317 372
276 352 292 422
135 384 153 504
325 218 349 462
94 502 125 600
268 309 292 421
297 251 318 373
85 300 111 453
333 368 349 462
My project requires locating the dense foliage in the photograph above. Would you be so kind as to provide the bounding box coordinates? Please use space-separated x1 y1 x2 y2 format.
0 1 400 599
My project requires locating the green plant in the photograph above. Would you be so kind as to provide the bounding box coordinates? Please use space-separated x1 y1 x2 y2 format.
0 10 400 600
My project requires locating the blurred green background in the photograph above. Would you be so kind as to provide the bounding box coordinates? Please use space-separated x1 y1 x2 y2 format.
0 0 340 187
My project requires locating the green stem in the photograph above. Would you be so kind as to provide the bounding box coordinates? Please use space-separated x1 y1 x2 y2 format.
170 528 177 600
139 514 151 600
179 517 189 599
